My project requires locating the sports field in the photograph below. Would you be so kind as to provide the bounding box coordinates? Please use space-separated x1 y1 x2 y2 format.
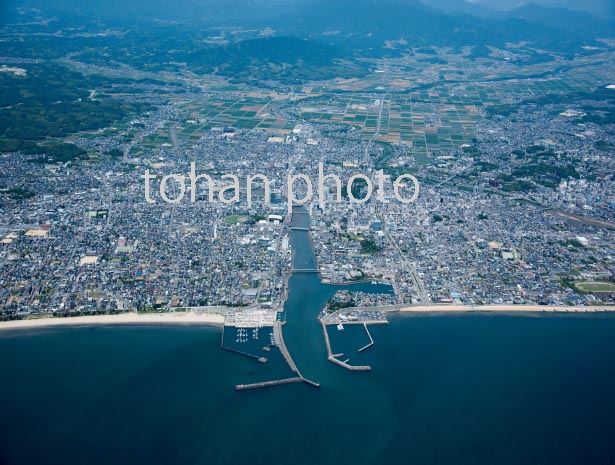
575 282 615 293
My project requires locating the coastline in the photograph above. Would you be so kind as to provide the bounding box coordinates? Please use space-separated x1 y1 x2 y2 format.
0 312 225 331
399 304 615 313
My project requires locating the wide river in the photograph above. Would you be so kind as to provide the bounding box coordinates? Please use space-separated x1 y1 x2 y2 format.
1 209 615 465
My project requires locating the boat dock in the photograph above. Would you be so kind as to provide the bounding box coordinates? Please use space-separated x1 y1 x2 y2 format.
220 322 268 362
320 319 372 371
233 321 320 391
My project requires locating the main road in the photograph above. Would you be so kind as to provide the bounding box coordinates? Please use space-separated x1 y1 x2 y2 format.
363 93 430 304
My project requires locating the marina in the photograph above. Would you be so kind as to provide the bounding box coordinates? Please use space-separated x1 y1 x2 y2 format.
320 319 372 371
223 206 392 387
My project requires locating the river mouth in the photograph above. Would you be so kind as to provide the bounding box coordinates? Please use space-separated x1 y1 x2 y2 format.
282 206 393 382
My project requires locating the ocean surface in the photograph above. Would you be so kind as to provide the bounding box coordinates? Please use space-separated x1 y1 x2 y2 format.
2 315 615 465
1 209 615 465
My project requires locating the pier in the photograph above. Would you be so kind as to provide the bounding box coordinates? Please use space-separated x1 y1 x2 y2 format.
235 376 320 391
221 346 268 363
320 320 372 371
328 356 372 371
234 377 321 391
235 377 305 391
290 227 309 231
358 323 375 353
220 325 268 362
233 321 321 391
273 321 300 375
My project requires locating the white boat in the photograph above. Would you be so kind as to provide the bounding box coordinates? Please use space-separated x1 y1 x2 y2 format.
337 323 344 331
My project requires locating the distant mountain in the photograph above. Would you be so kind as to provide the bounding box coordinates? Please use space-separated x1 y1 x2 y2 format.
1 0 296 24
176 36 366 83
468 0 613 18
499 3 615 37
272 0 606 53
416 0 498 17
185 36 341 69
3 0 613 62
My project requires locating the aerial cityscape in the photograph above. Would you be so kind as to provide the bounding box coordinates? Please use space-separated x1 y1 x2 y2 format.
1 0 614 464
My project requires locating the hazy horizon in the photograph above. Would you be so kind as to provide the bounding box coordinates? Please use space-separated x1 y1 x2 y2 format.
2 0 613 20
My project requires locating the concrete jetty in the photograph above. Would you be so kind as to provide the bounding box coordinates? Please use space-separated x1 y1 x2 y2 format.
235 376 321 391
220 325 268 362
302 378 321 388
274 321 300 375
235 377 304 391
232 321 320 392
320 319 372 371
357 323 375 353
328 355 371 371
221 345 268 363
320 319 333 356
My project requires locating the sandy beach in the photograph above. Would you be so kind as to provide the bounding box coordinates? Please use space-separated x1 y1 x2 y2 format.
400 304 615 313
0 312 225 331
